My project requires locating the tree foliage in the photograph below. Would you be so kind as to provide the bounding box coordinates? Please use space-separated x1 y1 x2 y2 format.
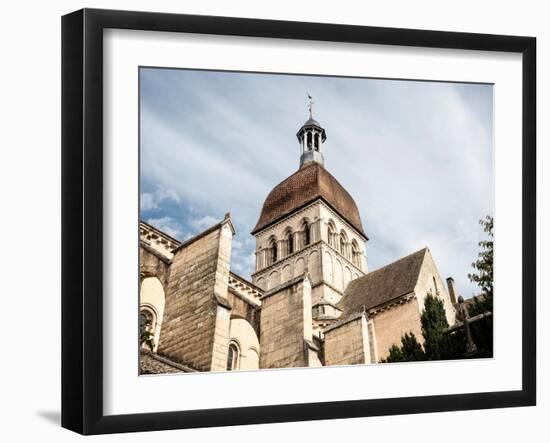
421 292 450 360
382 292 465 363
381 333 425 363
468 215 493 316
381 215 494 363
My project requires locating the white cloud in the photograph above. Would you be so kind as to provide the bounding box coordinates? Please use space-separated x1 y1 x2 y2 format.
140 69 493 295
146 216 183 239
188 214 219 232
140 186 181 212
140 192 157 211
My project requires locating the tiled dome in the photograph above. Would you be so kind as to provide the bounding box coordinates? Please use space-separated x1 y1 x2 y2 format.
251 162 366 237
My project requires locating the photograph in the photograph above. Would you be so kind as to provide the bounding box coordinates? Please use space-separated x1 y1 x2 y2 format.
138 68 494 374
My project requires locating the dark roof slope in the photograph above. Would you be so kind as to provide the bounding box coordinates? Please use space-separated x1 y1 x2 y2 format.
252 162 366 237
338 248 428 313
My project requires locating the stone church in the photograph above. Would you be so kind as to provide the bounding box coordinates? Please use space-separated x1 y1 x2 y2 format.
139 111 458 374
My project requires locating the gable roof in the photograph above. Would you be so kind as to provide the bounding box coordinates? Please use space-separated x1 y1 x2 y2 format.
338 247 428 314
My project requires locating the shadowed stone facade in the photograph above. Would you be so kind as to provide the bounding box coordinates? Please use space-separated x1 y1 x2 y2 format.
324 313 372 366
259 275 322 368
139 112 458 374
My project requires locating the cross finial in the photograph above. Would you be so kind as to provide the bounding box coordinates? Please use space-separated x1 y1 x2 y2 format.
307 93 314 118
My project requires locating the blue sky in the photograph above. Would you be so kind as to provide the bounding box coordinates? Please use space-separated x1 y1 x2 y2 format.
139 68 493 298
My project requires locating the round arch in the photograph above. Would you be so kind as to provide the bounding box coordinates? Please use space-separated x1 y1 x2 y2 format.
301 218 312 247
139 276 166 352
267 235 278 265
228 318 260 371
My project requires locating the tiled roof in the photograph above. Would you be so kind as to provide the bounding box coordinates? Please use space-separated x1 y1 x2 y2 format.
338 248 428 314
139 349 196 374
252 162 366 236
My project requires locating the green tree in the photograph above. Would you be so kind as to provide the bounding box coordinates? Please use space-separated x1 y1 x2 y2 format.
468 215 493 316
421 292 450 360
401 332 426 361
381 332 425 363
383 344 406 363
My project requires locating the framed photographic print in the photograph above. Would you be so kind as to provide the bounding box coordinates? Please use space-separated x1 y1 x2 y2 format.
61 8 536 435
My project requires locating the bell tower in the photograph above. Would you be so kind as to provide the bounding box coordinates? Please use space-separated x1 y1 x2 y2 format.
251 96 368 308
296 94 327 168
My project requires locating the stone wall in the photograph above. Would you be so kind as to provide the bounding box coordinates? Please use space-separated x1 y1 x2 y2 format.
227 289 261 334
252 201 366 309
139 276 166 351
371 297 422 360
415 249 457 326
259 276 316 368
229 317 260 370
157 220 233 371
139 246 171 284
324 313 371 366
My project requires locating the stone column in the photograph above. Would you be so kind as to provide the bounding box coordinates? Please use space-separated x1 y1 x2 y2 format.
277 240 285 260
315 219 322 242
296 231 304 250
320 220 328 243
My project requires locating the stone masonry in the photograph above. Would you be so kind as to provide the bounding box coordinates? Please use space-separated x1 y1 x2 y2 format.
139 112 461 374
324 313 372 366
157 217 234 371
259 275 319 368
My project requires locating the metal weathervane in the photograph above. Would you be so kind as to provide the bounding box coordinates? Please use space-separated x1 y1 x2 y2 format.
307 93 314 118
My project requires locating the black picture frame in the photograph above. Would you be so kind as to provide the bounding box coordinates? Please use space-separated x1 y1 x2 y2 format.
61 8 536 435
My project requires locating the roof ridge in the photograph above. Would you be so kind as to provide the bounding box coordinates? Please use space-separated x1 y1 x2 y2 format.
140 219 183 245
412 247 431 291
173 214 233 253
349 247 428 284
339 246 430 313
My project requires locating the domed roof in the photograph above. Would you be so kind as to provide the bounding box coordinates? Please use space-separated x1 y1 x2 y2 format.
251 162 366 237
296 117 327 142
302 117 321 127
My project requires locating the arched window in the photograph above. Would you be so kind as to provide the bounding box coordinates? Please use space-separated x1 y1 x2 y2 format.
306 131 312 149
226 342 240 371
303 222 311 246
271 242 278 264
340 235 346 257
327 223 334 248
267 237 277 265
314 132 320 150
139 308 156 351
286 231 294 255
339 231 349 258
